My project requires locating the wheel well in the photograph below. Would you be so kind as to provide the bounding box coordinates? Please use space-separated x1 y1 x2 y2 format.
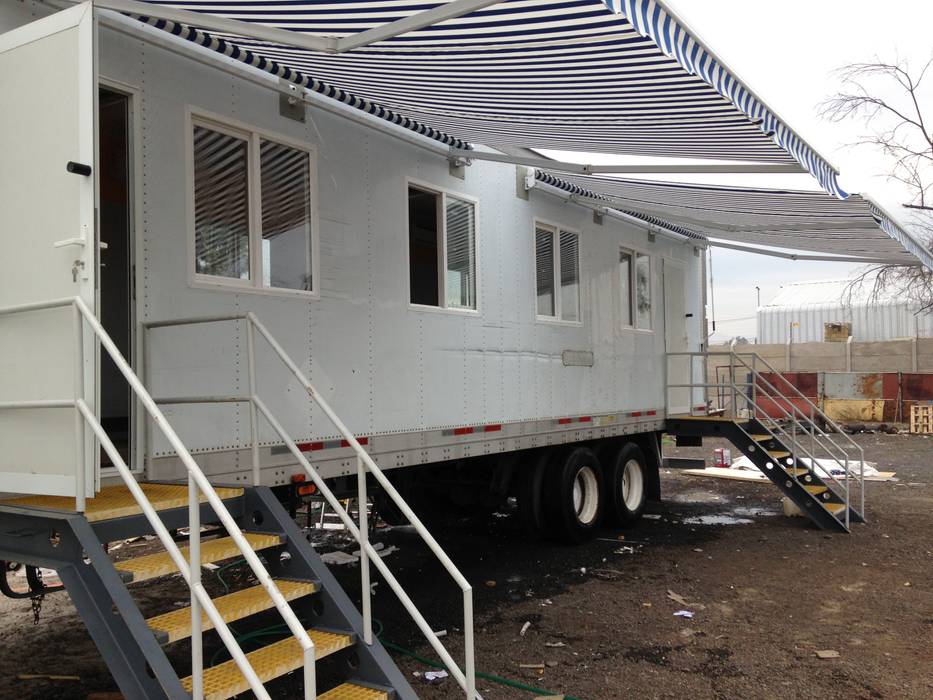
628 431 663 502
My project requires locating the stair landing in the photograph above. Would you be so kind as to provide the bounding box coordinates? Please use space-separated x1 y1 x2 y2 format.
0 483 242 522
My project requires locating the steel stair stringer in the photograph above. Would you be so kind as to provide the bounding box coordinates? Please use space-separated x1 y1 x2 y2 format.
0 505 187 699
666 417 853 532
244 486 418 700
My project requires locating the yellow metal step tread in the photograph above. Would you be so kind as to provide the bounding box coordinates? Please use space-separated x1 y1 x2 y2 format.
768 451 791 459
749 434 773 441
181 628 354 700
115 533 283 584
0 483 243 522
318 683 390 700
147 579 317 644
824 502 847 515
786 467 810 476
804 485 828 495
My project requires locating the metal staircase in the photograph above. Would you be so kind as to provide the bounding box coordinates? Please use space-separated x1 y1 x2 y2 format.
665 348 867 532
0 297 478 699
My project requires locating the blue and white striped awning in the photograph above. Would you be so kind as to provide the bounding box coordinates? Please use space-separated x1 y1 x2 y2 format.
536 171 933 267
128 0 846 197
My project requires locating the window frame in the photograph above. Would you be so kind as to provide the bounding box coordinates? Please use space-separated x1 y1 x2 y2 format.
404 177 481 315
533 220 582 326
619 245 654 333
186 108 320 299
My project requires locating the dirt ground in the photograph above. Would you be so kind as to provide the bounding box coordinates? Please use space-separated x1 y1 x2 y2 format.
1 432 931 699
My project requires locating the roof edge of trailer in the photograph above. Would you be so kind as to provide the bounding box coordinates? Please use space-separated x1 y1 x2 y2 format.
129 16 474 152
533 169 708 243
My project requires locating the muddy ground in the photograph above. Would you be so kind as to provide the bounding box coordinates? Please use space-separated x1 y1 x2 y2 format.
1 432 931 699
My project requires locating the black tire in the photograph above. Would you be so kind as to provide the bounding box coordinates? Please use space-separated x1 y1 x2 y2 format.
604 442 648 525
517 449 551 538
543 446 604 543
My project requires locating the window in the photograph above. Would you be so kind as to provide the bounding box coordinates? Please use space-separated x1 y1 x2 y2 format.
192 119 315 293
535 223 580 322
408 184 477 310
619 249 633 327
620 247 652 330
193 126 251 280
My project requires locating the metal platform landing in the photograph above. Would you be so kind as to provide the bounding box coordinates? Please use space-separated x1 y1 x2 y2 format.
0 483 243 522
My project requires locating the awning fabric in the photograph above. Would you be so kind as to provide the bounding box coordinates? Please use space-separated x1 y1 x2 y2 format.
535 171 933 267
134 0 845 196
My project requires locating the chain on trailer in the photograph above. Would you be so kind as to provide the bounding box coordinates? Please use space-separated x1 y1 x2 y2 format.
0 560 66 624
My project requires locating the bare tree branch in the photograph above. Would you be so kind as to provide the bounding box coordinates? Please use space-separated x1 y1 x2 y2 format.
821 57 933 311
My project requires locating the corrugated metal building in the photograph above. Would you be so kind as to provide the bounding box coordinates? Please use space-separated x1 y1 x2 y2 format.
758 278 933 343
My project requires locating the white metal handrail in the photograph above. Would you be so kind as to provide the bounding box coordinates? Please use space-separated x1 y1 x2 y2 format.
143 312 479 700
666 349 866 525
0 297 315 699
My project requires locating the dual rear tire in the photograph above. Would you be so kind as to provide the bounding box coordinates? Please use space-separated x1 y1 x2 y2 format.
519 441 649 543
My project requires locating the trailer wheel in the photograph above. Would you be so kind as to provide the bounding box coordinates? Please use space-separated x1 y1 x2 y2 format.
544 447 603 543
605 442 647 524
517 449 551 537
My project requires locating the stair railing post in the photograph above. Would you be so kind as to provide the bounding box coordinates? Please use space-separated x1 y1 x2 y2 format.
303 649 315 700
246 318 261 487
846 453 851 530
464 587 476 699
357 454 373 646
189 473 204 699
729 343 737 419
72 301 87 513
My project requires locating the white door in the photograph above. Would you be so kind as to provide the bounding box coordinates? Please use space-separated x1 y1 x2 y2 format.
663 260 690 415
0 3 97 498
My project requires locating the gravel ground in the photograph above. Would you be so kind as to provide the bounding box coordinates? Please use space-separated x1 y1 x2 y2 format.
1 432 931 699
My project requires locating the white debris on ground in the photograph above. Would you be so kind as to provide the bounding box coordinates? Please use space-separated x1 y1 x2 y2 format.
731 455 880 479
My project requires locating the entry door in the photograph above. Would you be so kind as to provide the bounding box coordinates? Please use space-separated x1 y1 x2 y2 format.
0 3 97 498
663 260 690 415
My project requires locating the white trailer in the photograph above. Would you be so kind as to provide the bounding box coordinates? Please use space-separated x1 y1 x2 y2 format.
3 2 910 698
0 0 705 539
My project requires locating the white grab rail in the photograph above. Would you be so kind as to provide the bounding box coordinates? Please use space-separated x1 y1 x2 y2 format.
0 297 315 699
143 311 479 700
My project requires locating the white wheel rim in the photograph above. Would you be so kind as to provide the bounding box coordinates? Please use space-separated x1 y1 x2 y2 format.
622 459 644 511
573 465 600 525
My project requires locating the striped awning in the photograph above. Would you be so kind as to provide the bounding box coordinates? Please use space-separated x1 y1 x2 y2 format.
535 171 933 267
127 0 845 197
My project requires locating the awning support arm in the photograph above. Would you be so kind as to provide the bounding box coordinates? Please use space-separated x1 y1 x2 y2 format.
335 0 502 52
708 239 907 264
448 148 805 174
87 0 500 54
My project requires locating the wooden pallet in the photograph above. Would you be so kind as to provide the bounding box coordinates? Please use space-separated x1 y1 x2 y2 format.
910 403 933 434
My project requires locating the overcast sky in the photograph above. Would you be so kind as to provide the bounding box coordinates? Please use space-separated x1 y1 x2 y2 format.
550 0 933 342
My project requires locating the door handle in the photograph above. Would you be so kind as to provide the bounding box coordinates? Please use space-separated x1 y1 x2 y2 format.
54 224 91 250
54 237 87 249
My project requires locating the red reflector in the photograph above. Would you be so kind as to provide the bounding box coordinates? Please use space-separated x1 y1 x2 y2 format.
297 485 317 496
453 427 475 435
630 411 642 417
558 418 573 425
310 441 325 451
484 424 502 432
296 442 311 452
578 416 592 423
646 410 657 416
340 437 369 447
291 474 306 483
